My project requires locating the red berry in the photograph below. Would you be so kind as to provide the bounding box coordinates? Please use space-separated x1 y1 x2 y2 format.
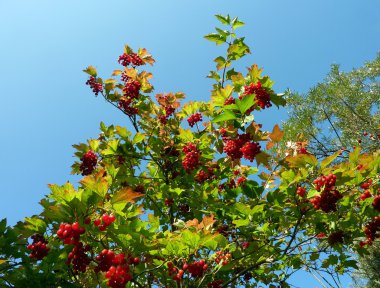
187 113 203 127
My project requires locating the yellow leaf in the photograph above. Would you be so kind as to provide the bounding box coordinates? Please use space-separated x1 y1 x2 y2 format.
0 259 7 264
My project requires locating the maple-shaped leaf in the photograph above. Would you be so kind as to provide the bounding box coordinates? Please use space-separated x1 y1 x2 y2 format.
247 64 263 82
199 214 216 231
269 124 284 143
83 66 97 77
79 170 110 197
256 151 271 168
138 48 155 65
112 187 143 205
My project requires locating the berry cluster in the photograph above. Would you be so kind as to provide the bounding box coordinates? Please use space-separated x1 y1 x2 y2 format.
158 106 175 124
223 133 261 162
156 94 177 124
86 76 103 95
167 262 184 283
360 190 372 201
236 176 247 187
241 241 250 250
27 234 49 260
118 79 141 116
165 198 174 207
361 217 380 246
67 242 91 273
242 81 272 111
296 187 307 198
178 203 190 214
94 213 116 231
79 150 97 176
57 222 85 245
187 112 203 127
373 195 380 212
224 96 236 105
182 143 201 172
214 251 231 266
105 263 132 288
310 174 342 213
361 179 373 189
187 259 208 278
327 230 345 246
118 53 144 67
240 142 261 162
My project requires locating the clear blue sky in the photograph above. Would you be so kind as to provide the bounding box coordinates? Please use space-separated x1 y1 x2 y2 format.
1 1 379 287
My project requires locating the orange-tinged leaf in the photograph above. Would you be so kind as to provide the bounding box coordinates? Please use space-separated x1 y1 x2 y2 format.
112 70 122 76
79 170 109 197
186 219 199 228
286 154 318 168
112 187 143 204
199 215 216 231
266 141 275 150
269 124 284 143
0 259 8 265
138 48 155 65
247 64 263 82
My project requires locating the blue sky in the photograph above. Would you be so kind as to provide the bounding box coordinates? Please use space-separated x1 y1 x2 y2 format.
0 1 379 287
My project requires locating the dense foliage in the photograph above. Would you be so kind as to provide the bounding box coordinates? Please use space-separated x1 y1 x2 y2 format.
0 15 379 288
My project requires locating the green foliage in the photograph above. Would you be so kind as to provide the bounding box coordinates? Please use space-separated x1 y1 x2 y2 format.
282 54 380 159
1 15 379 288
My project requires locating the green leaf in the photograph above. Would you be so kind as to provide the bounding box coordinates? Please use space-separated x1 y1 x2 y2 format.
207 71 221 81
232 17 245 29
233 218 250 227
215 14 230 25
83 66 97 77
214 56 229 70
80 171 109 197
182 230 200 249
212 110 237 123
133 133 145 144
320 149 342 169
236 94 254 114
204 33 226 45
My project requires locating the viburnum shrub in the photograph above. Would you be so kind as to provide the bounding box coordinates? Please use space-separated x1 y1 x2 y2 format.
1 15 380 288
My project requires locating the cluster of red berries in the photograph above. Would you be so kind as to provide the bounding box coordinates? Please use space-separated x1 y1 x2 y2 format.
118 53 144 67
327 230 345 246
214 251 231 266
158 106 175 124
118 79 141 116
373 195 380 212
223 133 261 162
86 76 103 95
360 190 372 201
79 150 97 176
195 164 218 183
187 112 203 127
93 213 116 231
361 179 373 189
56 222 91 273
224 96 235 105
361 217 380 246
236 176 247 187
165 198 174 207
182 143 201 172
242 81 272 110
167 262 184 283
296 187 307 198
57 222 85 245
94 250 138 287
187 259 208 278
241 241 250 250
67 242 91 273
310 174 342 213
27 234 49 260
